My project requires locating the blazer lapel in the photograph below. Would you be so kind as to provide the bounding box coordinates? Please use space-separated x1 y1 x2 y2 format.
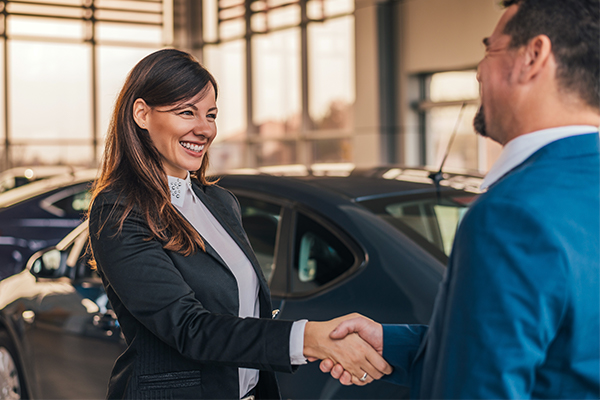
171 202 230 272
190 183 272 307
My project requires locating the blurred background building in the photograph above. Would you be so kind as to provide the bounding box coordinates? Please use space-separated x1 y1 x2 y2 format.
0 0 503 174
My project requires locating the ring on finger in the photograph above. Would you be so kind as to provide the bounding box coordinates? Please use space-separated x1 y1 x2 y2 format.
359 372 368 382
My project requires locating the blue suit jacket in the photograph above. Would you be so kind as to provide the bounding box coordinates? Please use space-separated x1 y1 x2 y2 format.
382 132 600 399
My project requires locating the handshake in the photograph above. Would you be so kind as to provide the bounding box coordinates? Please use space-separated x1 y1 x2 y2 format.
303 313 391 386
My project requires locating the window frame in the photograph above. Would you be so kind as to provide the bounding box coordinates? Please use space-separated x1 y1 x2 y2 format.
283 204 366 299
230 187 366 299
203 0 356 169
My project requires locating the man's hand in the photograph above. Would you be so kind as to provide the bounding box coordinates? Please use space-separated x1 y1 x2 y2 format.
303 314 392 386
318 315 385 386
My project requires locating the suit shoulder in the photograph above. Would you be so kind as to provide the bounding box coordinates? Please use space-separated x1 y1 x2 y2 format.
486 152 597 208
89 188 127 216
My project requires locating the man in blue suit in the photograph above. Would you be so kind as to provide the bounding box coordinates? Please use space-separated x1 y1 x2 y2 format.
320 0 600 397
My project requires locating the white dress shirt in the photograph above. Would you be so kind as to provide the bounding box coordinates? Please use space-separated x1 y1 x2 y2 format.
481 125 600 190
167 174 307 398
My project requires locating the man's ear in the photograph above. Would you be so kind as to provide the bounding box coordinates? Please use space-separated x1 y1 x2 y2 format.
518 34 553 84
132 98 150 129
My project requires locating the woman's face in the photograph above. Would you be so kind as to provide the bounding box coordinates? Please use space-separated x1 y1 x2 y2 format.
135 85 218 179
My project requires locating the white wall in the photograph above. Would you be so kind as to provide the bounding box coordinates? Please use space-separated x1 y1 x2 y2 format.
402 0 503 73
396 0 503 165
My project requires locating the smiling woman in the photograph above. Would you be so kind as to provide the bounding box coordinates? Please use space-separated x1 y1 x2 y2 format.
86 48 391 399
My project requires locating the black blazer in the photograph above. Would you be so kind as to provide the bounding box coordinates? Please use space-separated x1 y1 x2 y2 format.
89 180 295 399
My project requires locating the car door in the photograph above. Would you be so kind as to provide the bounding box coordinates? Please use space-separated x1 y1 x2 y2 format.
234 191 410 399
20 222 124 399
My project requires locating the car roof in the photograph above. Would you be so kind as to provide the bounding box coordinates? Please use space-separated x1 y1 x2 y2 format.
0 164 483 209
220 165 483 201
0 168 98 209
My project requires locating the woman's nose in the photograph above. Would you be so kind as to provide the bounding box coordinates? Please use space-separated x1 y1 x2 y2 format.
193 118 214 137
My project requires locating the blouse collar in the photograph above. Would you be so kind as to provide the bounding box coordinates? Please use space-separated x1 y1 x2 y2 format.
167 173 193 207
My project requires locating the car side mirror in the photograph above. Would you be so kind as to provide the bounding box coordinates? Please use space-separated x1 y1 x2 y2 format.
28 248 69 279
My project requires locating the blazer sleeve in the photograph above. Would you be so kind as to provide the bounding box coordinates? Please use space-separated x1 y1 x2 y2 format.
89 192 295 373
381 324 428 387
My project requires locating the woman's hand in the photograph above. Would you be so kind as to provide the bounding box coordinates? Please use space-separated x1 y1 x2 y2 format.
302 313 392 385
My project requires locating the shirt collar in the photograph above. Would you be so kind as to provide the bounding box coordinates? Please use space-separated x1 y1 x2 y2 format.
481 125 599 190
167 173 193 207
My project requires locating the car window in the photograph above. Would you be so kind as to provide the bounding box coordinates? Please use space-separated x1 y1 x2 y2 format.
358 195 475 257
51 190 92 217
291 213 355 294
237 196 282 283
40 185 92 217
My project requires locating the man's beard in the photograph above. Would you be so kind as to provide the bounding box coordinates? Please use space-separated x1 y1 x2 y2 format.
473 105 487 137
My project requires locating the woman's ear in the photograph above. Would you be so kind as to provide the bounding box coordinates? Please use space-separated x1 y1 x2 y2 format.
133 98 150 130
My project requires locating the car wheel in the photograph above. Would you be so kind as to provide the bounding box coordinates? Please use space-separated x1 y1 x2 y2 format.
0 331 23 400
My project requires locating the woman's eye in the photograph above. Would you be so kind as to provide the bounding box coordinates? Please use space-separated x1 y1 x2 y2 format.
179 110 194 117
207 113 217 120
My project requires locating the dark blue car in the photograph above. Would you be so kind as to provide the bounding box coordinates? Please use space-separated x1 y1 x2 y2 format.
0 166 481 399
0 169 96 280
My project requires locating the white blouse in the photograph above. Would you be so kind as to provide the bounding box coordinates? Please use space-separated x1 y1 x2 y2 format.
167 174 306 398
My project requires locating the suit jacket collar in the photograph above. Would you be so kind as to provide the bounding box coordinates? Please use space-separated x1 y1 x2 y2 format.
482 127 599 190
486 131 599 191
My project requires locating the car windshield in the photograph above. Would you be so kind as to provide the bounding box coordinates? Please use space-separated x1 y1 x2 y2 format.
357 193 478 258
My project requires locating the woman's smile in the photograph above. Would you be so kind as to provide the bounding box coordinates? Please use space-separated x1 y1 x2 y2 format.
180 141 206 154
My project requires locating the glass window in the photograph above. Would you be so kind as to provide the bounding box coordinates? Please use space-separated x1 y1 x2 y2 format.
252 29 301 138
6 2 84 19
197 0 355 170
251 13 267 33
98 46 159 141
426 104 480 171
203 0 219 42
220 19 245 40
209 142 246 171
0 39 4 151
41 184 92 218
255 141 297 166
237 195 282 282
308 16 354 132
11 145 94 166
0 1 167 172
204 41 247 142
291 213 355 294
9 41 92 143
358 194 476 257
8 16 85 40
312 138 352 163
324 0 353 17
429 71 479 102
267 6 300 29
96 23 162 43
421 71 502 173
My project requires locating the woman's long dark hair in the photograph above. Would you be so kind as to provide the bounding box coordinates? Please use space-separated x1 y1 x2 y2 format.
90 48 218 255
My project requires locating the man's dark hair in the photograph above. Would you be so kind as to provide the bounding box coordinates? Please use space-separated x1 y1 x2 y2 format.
501 0 599 111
